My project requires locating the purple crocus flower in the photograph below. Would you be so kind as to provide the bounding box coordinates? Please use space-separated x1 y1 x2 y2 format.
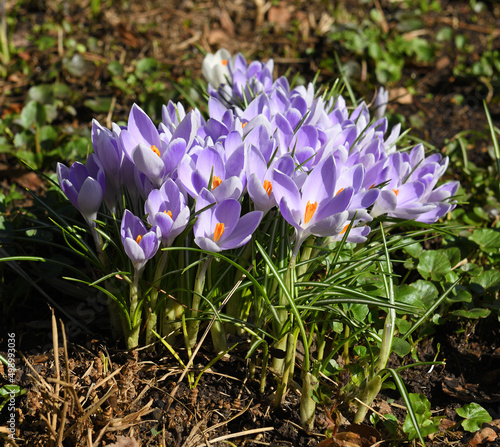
120 209 160 273
372 86 389 121
91 120 123 211
120 104 166 186
176 137 245 201
272 156 353 252
57 154 105 229
144 179 190 247
246 144 294 214
193 189 263 253
370 145 458 223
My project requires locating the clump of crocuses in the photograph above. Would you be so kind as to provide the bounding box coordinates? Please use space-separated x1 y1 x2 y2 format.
57 48 459 429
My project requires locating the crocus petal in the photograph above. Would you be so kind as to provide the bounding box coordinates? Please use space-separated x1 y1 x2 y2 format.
219 210 263 250
132 143 165 184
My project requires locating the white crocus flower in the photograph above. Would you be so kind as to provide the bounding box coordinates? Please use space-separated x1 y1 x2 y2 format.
202 48 232 88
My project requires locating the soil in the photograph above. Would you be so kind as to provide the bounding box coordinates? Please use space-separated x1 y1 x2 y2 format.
1 0 500 446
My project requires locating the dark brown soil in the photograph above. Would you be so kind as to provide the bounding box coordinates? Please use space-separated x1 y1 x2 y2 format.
1 0 500 446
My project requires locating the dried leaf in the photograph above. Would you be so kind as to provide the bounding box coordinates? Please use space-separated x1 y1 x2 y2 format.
106 436 140 447
390 87 412 105
468 427 497 447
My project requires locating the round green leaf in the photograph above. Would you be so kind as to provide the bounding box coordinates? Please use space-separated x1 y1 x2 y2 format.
456 403 492 432
451 308 491 319
470 229 500 249
20 101 46 128
417 251 451 281
470 269 500 293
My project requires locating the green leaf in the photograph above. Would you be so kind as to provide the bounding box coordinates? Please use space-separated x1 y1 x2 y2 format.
392 337 411 357
402 393 441 440
20 101 47 128
417 251 451 281
27 85 55 104
136 57 158 78
84 97 113 113
401 238 423 258
408 280 438 310
451 308 491 319
108 61 124 76
470 228 500 249
456 403 492 432
446 287 472 304
470 269 500 294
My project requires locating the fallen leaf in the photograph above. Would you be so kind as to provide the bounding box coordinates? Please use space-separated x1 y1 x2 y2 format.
436 56 451 70
207 29 230 46
106 436 140 447
268 4 291 28
13 172 43 191
390 87 412 105
439 418 456 432
468 427 497 447
487 419 500 430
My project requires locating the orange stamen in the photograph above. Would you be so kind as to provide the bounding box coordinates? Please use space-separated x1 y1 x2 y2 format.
151 145 161 157
135 235 142 244
221 59 228 66
340 224 349 235
304 201 318 224
214 222 225 242
164 210 173 218
369 184 375 189
336 187 344 196
242 121 248 128
212 175 222 190
263 180 272 197
392 188 399 196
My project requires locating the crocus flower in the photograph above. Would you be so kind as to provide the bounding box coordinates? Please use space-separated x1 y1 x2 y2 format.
202 48 232 89
246 145 294 213
193 189 263 253
57 154 105 229
372 86 389 121
144 179 190 247
176 139 245 201
119 104 166 186
120 209 160 273
91 120 123 211
272 156 353 253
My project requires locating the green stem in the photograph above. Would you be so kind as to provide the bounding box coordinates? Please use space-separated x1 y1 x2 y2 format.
260 342 269 395
187 257 211 349
210 318 227 354
271 253 297 374
316 319 329 363
226 243 252 335
145 251 169 346
126 269 141 349
273 328 298 407
300 371 318 430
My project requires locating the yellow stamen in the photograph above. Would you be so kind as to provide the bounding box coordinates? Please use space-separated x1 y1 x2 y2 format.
242 121 248 128
212 175 222 190
263 180 272 197
336 187 344 196
163 210 173 218
304 201 318 224
340 224 349 234
214 222 225 242
221 59 228 66
151 145 161 157
392 188 399 196
135 235 142 244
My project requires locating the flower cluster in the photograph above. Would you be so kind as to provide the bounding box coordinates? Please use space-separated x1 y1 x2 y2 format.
57 49 458 346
